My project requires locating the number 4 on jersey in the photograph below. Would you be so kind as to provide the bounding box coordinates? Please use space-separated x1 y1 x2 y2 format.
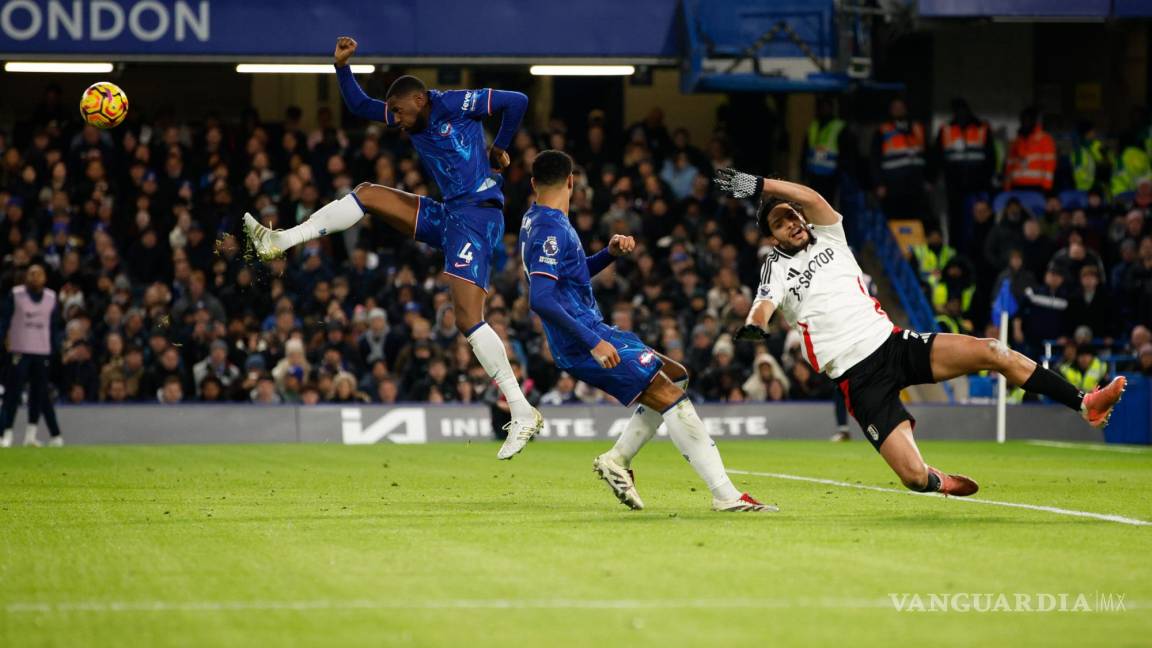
457 242 474 264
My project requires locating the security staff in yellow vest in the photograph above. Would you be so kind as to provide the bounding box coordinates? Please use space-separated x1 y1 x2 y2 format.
932 257 976 316
911 227 955 290
1069 122 1112 195
1059 344 1108 392
803 95 855 204
871 97 930 223
1111 134 1151 196
935 295 974 336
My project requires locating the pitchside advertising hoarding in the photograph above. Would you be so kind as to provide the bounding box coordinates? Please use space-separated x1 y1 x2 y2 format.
319 405 772 445
1 402 1103 445
0 0 681 57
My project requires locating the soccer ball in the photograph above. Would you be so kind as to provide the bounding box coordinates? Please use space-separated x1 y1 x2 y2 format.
79 81 129 129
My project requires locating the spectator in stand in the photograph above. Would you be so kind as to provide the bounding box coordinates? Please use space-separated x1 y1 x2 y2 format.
802 96 855 204
871 97 930 224
1066 266 1116 343
1004 107 1056 193
1058 343 1108 393
540 371 581 405
1015 263 1072 356
933 98 996 249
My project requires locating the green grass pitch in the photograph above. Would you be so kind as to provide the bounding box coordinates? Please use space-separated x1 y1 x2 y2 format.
1 440 1150 647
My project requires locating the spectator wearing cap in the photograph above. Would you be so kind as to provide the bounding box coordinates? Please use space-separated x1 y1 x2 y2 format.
272 338 310 393
192 339 240 395
358 307 389 366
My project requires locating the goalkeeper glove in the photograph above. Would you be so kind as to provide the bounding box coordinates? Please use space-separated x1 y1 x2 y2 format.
714 167 764 199
734 324 769 342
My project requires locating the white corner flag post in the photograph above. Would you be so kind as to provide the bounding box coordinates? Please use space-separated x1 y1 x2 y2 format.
996 310 1009 444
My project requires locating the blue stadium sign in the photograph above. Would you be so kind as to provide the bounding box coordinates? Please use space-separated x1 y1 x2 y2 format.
0 0 682 59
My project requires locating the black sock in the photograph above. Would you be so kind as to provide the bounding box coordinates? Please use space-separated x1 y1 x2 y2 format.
1020 365 1084 411
915 471 942 493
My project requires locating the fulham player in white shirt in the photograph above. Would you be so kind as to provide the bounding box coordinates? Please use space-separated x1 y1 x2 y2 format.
714 168 1126 496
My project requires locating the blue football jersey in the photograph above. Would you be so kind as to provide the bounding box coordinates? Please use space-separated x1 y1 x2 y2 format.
520 204 606 366
387 88 502 205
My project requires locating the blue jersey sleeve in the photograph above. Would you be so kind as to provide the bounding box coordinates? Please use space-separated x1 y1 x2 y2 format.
440 88 494 121
524 224 569 280
335 65 393 125
529 275 601 352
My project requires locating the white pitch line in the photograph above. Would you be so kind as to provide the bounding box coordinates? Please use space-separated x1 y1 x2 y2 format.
1025 441 1152 454
4 597 893 614
729 470 1152 527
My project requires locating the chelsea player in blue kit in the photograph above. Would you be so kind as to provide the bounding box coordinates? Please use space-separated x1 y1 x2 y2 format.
522 151 773 512
244 37 541 459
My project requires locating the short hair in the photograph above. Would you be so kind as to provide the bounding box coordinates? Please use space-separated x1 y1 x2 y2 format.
385 75 427 101
532 150 574 187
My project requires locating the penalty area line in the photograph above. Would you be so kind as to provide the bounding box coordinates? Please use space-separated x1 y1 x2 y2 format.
729 469 1152 527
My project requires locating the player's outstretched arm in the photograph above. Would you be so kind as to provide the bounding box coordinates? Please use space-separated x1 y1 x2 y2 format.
734 299 776 341
714 168 839 225
333 36 388 123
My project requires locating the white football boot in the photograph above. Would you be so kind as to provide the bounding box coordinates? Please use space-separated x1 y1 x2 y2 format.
242 212 287 261
0 429 11 448
48 436 65 448
712 492 778 513
496 407 543 460
23 425 41 448
592 453 644 510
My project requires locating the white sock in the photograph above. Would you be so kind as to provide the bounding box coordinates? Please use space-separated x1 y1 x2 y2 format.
25 424 37 441
467 323 531 419
609 378 687 467
278 193 366 249
661 398 742 501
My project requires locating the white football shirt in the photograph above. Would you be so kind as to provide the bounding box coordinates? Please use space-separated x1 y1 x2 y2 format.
753 214 895 379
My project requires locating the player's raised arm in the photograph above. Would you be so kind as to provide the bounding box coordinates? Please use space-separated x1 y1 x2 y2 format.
486 90 528 170
332 36 390 124
714 168 839 225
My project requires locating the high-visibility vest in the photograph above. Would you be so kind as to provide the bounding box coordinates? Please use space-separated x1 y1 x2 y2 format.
1059 358 1107 392
932 282 976 313
1005 128 1057 191
1071 140 1107 192
938 122 989 165
1110 146 1151 196
878 121 926 174
806 119 846 177
934 313 972 335
911 243 956 285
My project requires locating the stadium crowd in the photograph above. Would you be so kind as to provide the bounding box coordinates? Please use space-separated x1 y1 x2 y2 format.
0 84 1150 413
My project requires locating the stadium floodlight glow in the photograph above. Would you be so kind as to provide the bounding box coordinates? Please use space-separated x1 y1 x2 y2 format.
235 64 375 74
529 65 636 76
4 62 114 73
